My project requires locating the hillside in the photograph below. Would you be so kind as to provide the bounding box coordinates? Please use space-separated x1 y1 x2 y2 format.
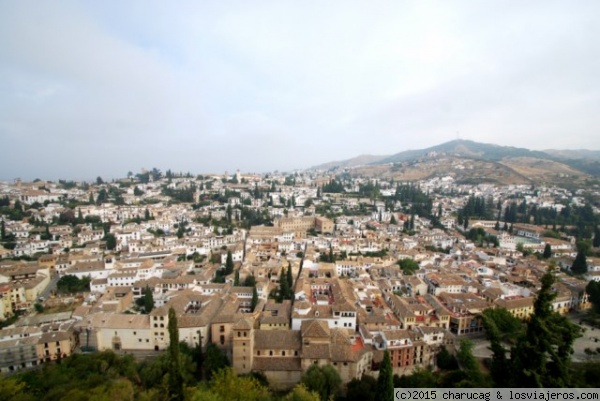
309 139 600 185
310 154 388 171
544 149 600 160
376 139 553 164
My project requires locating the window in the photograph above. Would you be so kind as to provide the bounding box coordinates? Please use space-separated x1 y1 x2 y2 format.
220 325 225 332
269 350 273 356
220 335 225 345
282 351 285 356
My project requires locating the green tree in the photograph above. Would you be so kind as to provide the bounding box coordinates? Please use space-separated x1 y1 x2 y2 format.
594 226 600 248
586 281 600 313
376 350 393 401
251 286 258 312
301 364 341 401
57 275 91 294
176 224 185 239
480 309 514 386
224 251 234 276
436 345 458 370
143 286 154 313
167 308 184 401
543 243 552 259
277 268 290 302
455 339 487 387
480 307 524 343
572 251 588 275
397 258 419 275
103 233 117 251
243 275 256 288
233 269 240 286
134 186 144 196
208 368 270 401
191 337 204 380
345 375 377 401
204 343 228 381
0 374 35 401
509 267 583 387
287 263 294 290
283 383 321 401
393 368 438 388
96 188 108 204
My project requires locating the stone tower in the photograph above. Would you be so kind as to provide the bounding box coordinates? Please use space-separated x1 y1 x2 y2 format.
232 316 255 375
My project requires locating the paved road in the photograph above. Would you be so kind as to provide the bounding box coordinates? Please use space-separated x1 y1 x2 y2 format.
39 273 60 301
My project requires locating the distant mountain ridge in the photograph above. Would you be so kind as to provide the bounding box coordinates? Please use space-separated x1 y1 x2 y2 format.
376 139 552 164
310 140 600 177
310 154 389 171
543 149 600 161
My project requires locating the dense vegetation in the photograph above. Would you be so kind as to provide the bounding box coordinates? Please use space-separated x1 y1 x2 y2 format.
56 275 91 294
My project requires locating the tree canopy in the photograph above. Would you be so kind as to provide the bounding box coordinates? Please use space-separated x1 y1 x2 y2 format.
376 350 393 401
397 258 419 275
56 275 91 294
301 364 341 401
486 267 583 387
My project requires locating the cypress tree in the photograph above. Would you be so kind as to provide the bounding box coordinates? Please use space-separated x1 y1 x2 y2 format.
278 268 290 302
143 286 154 313
234 269 240 286
571 251 588 275
543 244 552 259
377 350 393 401
225 250 234 275
251 286 258 312
168 307 184 401
594 226 600 248
287 263 294 291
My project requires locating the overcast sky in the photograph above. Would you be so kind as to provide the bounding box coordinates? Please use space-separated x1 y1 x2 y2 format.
1 1 599 181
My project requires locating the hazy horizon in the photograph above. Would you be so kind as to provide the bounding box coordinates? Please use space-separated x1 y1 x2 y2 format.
2 1 599 181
